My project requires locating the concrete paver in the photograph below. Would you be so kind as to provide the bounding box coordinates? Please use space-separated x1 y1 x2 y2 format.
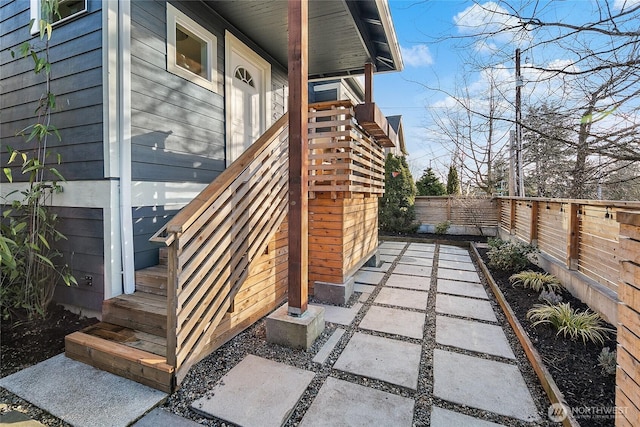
437 278 488 299
354 283 376 293
0 354 166 427
438 252 473 263
385 273 430 291
380 254 397 263
439 245 469 255
397 256 433 266
436 294 498 322
379 242 406 249
433 349 540 422
299 377 414 427
310 303 362 326
334 332 422 389
360 305 425 339
436 316 515 359
375 287 429 310
191 355 315 427
379 247 402 256
408 242 436 251
403 250 435 259
393 263 432 277
430 407 506 427
354 270 386 285
313 328 345 364
133 409 201 427
438 259 476 271
437 267 481 283
0 410 45 427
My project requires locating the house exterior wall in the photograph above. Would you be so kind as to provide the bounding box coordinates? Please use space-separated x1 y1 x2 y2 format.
130 0 288 270
0 0 105 312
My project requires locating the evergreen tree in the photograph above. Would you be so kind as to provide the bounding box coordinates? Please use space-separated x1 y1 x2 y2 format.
379 153 418 233
446 165 460 195
416 168 446 196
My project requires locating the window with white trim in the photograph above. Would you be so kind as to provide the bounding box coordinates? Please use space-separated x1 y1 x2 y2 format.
167 4 217 92
30 0 87 34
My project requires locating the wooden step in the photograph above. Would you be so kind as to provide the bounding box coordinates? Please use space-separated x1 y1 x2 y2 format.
65 323 173 393
102 291 167 337
135 265 168 296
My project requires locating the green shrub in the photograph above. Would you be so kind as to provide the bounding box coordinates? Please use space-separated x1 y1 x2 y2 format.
597 347 617 375
379 153 418 234
434 221 451 235
510 270 563 293
526 303 614 345
487 238 538 272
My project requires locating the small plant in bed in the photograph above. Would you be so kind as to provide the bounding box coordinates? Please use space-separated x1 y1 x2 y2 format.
486 238 538 273
597 347 617 375
510 270 563 293
526 302 614 345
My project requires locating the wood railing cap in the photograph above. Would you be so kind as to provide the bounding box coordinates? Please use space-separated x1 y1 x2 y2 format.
617 210 640 226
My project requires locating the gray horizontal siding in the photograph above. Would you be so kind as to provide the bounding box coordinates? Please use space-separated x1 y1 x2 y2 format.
132 205 176 269
52 207 105 313
0 0 104 184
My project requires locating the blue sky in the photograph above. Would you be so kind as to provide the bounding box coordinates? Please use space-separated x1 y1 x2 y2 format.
374 0 640 181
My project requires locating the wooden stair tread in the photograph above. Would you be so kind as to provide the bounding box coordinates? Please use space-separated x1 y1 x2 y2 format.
80 322 167 356
135 265 168 296
65 327 174 393
102 291 167 337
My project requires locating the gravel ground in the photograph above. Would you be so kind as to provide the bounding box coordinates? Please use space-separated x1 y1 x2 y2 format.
1 240 556 426
162 241 555 426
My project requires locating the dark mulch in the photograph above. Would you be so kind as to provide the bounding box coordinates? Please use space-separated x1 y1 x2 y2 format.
477 247 617 427
0 304 98 378
380 231 489 243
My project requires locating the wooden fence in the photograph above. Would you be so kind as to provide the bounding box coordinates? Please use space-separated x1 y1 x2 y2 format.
414 196 499 235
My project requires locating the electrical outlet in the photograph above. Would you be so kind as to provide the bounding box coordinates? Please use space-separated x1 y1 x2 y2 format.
84 275 93 286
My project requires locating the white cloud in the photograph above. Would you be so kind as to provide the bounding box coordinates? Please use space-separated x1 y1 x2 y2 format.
400 44 434 67
454 2 531 48
614 0 640 11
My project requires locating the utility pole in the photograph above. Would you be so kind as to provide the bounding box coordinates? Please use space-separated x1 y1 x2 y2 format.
509 130 516 196
515 48 525 196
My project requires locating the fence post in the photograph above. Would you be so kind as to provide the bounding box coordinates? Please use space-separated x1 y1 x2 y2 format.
566 203 579 270
510 199 516 236
616 211 640 426
530 200 538 245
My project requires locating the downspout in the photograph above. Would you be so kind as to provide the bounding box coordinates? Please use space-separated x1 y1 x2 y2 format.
119 0 135 293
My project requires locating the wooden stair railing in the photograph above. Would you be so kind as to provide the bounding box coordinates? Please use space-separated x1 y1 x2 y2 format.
150 113 289 383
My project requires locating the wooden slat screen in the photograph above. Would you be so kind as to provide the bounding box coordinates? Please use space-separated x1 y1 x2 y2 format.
514 201 531 241
308 101 385 198
537 201 567 263
414 196 498 228
578 205 620 292
499 199 511 233
150 114 290 375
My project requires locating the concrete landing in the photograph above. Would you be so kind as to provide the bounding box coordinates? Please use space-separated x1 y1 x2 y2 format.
299 377 414 427
333 332 422 389
386 273 431 291
0 354 166 427
433 349 540 422
437 278 488 299
360 305 425 339
436 315 515 359
436 294 498 322
375 287 429 310
191 355 315 427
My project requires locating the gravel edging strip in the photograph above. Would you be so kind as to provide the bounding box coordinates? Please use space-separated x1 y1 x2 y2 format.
470 243 580 427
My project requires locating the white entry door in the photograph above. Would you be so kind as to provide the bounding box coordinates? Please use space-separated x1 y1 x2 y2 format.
225 31 271 164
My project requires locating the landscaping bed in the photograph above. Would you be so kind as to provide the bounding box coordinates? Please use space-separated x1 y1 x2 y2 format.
476 246 617 427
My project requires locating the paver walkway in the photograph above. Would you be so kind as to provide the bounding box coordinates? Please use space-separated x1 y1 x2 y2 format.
190 241 545 426
1 241 547 426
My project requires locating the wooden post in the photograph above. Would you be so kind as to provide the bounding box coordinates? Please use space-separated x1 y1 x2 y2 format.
364 62 373 104
566 203 579 270
529 200 538 245
287 0 308 316
510 199 517 235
